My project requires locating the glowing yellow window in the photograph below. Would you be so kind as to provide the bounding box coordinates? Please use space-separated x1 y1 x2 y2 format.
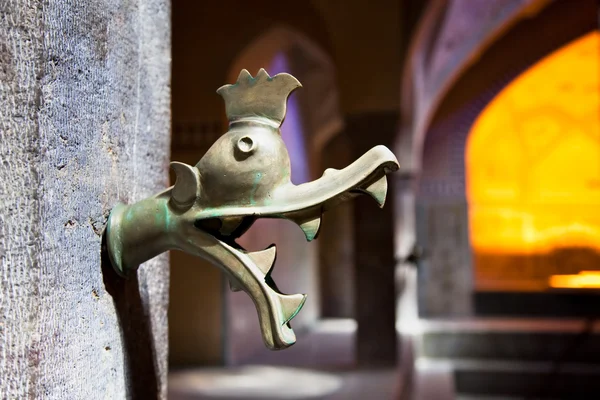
466 31 600 292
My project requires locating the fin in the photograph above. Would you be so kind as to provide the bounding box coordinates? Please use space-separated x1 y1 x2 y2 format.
170 162 199 209
363 175 388 208
229 279 243 292
279 293 307 325
298 215 322 242
247 245 277 275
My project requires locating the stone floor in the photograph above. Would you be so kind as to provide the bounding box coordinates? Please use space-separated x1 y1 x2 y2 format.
168 266 458 400
169 263 600 399
168 320 408 400
408 359 455 400
169 365 402 400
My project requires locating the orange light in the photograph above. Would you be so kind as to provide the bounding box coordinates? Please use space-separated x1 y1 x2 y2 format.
467 31 600 291
549 271 600 289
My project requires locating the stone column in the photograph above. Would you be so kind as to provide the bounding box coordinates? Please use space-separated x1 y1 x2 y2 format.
346 112 398 366
318 133 355 318
0 1 171 398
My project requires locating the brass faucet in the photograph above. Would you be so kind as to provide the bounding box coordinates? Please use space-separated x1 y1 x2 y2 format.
105 69 399 350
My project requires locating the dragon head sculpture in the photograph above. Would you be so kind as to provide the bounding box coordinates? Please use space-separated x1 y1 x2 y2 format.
106 69 399 350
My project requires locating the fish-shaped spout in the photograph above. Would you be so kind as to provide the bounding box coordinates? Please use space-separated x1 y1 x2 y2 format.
105 69 399 350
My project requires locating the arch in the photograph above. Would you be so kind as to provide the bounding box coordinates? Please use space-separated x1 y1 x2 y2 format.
393 0 553 285
395 0 598 317
467 31 600 292
395 0 551 174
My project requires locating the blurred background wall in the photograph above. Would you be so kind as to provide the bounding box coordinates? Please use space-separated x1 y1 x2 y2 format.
169 0 425 368
168 0 600 398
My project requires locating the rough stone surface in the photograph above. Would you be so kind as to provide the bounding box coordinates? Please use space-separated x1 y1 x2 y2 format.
0 0 171 398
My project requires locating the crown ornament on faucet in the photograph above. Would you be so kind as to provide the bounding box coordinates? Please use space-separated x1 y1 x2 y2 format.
217 68 301 127
105 69 399 350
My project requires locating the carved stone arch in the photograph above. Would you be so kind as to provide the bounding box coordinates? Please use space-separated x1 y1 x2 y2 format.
392 0 598 317
393 0 552 299
393 0 548 267
395 0 552 174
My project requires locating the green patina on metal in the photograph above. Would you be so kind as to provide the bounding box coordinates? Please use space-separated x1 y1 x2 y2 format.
104 68 400 351
161 200 171 231
249 172 263 206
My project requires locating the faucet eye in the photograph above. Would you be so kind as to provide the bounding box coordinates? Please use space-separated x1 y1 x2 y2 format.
235 136 256 157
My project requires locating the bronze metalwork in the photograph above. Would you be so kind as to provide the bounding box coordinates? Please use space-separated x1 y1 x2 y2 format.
105 69 399 350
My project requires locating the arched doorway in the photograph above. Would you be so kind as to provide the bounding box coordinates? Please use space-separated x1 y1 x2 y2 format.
467 31 600 293
397 0 598 318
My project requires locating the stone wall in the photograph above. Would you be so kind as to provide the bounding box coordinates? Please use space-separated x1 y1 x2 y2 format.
0 1 171 397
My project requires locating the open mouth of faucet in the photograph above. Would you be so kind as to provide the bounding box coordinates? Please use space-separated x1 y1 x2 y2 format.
194 216 299 308
194 216 277 289
194 216 256 242
192 215 307 348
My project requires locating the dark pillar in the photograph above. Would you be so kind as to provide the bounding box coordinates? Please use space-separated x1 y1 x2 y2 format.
319 134 355 318
346 112 398 366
